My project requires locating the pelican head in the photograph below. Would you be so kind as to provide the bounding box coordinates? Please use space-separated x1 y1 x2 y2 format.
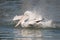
24 11 33 16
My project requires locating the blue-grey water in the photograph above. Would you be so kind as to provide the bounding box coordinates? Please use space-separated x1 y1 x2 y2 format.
0 26 60 40
0 0 60 40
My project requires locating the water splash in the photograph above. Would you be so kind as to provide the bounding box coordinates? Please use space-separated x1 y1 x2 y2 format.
13 11 56 28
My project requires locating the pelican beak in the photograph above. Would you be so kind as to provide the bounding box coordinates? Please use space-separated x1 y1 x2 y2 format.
15 20 21 27
15 15 28 27
15 16 24 27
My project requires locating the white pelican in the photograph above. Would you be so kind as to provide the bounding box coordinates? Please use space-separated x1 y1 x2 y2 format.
14 11 43 27
14 11 33 27
13 11 55 28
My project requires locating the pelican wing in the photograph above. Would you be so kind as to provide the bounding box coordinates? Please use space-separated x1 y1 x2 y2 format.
13 15 23 21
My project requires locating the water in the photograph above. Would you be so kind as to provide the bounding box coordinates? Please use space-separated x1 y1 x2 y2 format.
0 26 60 40
0 0 60 40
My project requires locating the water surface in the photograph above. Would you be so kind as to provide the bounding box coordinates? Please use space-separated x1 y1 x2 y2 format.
0 26 60 40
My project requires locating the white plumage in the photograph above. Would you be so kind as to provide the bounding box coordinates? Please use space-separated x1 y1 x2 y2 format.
13 11 55 28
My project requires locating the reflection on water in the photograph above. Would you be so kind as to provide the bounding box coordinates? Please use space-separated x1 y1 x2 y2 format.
0 26 60 40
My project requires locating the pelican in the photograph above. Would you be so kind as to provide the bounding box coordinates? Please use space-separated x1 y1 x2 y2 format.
13 11 43 27
14 11 33 27
13 11 55 28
